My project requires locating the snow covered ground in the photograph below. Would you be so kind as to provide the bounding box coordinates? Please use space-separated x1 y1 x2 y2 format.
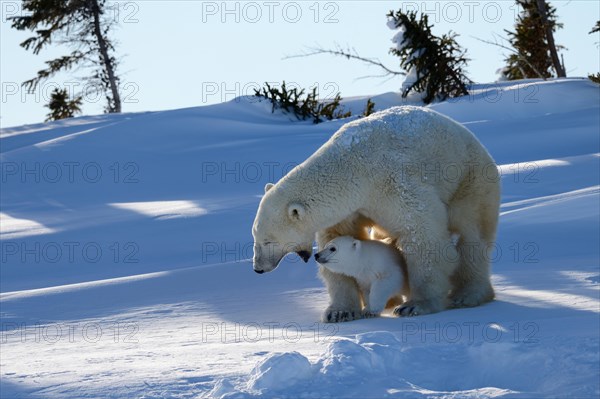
1 78 598 398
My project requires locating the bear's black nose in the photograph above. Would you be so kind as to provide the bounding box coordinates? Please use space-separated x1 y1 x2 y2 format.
314 253 320 261
254 269 264 274
297 250 311 263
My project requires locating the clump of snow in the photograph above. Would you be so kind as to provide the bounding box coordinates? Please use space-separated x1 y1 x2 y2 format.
386 18 399 30
207 378 236 398
387 16 409 52
402 66 419 94
387 15 427 94
247 351 313 392
319 339 374 378
390 26 406 51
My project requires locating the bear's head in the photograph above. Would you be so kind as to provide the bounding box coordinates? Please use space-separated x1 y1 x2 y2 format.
252 182 314 274
314 236 360 274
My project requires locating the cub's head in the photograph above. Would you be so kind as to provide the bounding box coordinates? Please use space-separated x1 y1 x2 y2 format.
313 236 360 273
252 182 314 274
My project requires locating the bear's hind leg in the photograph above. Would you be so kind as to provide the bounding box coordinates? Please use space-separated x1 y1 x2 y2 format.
449 227 495 308
448 185 498 308
392 214 459 317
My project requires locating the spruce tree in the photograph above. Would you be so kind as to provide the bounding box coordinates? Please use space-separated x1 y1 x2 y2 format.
387 10 470 104
11 0 122 113
503 0 564 80
45 88 82 121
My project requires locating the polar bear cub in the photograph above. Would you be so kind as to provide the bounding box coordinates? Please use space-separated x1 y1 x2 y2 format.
314 236 408 318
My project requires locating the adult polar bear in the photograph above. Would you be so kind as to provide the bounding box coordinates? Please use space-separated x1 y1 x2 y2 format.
252 106 500 322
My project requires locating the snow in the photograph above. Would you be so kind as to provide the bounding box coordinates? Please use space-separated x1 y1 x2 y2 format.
391 28 406 51
1 78 599 398
0 213 57 240
387 15 426 95
387 17 408 53
246 351 312 392
402 66 419 94
108 200 209 220
387 16 429 95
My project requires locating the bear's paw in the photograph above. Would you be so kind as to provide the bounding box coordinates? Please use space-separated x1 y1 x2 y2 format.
322 307 363 323
362 310 382 319
392 300 441 317
450 286 494 309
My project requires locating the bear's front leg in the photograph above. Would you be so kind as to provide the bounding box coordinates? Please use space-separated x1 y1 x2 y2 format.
319 266 363 323
364 279 397 318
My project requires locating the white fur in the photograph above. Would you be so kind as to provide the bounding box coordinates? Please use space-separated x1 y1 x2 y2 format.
252 106 500 322
315 237 407 317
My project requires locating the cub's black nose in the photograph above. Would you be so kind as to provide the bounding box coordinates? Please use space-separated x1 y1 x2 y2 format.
254 269 264 274
314 253 320 261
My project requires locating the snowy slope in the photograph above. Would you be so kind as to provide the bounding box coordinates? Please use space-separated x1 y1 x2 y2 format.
1 78 599 399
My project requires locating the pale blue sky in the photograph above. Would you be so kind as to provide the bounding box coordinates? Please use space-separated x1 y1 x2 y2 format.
1 0 598 128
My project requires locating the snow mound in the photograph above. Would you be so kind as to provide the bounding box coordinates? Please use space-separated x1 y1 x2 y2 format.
320 338 375 377
246 351 312 392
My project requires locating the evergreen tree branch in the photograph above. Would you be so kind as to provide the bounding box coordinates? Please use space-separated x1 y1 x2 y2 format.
285 45 406 77
23 52 87 92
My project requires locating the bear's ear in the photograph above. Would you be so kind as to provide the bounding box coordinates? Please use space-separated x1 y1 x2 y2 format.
264 183 275 193
287 202 306 221
352 240 361 250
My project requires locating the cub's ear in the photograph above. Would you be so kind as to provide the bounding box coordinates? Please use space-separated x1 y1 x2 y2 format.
264 183 275 193
287 202 306 221
352 240 361 250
